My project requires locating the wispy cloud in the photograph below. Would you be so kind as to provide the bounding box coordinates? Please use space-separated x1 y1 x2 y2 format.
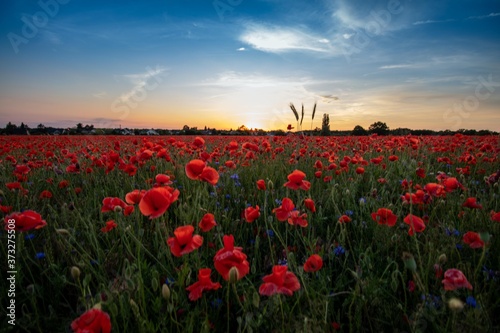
116 66 167 103
379 64 417 70
239 23 335 54
93 91 107 99
237 47 246 51
413 19 456 25
467 12 500 20
415 12 499 25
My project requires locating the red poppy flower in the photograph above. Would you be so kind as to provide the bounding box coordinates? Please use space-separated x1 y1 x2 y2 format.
433 264 443 278
355 167 364 175
244 205 260 223
155 174 172 185
101 197 128 213
58 180 69 188
199 167 219 185
101 220 118 233
462 197 483 209
442 177 464 192
491 210 500 222
338 215 351 223
14 164 30 175
139 187 179 219
185 159 206 179
408 280 416 292
125 189 146 205
256 179 266 190
71 308 111 333
185 159 219 185
388 155 399 162
442 268 473 291
304 254 323 272
287 124 294 130
403 214 426 236
304 198 316 213
424 183 445 197
284 170 311 190
185 268 221 301
224 160 236 169
213 235 249 281
415 168 426 179
39 190 53 199
288 210 308 227
4 210 47 232
371 208 397 227
167 225 203 257
462 231 485 249
199 213 217 232
0 205 13 214
259 265 300 296
273 198 295 221
192 136 205 148
6 182 22 191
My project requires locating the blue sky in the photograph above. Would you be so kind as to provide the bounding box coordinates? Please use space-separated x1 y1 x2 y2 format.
1 0 499 131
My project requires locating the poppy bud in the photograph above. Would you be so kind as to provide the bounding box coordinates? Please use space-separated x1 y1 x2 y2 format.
114 206 123 213
26 284 34 294
479 232 491 243
345 189 350 195
162 284 171 300
228 266 239 283
92 302 102 310
0 190 4 196
71 266 81 280
267 179 274 190
402 252 417 273
448 297 464 311
56 228 70 235
129 299 140 317
438 254 447 264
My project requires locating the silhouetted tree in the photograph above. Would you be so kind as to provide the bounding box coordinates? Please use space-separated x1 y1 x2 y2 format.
368 121 389 135
352 125 368 136
321 114 330 136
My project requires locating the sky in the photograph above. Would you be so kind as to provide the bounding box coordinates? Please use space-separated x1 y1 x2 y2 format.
0 0 499 131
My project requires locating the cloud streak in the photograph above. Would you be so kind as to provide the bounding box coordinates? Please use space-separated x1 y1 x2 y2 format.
116 66 167 103
239 23 336 54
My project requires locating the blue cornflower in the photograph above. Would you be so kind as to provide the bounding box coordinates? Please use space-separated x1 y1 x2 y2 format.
275 199 282 206
164 277 175 286
278 258 288 266
334 245 345 256
267 230 274 238
345 210 353 216
211 298 222 309
35 252 46 259
466 296 477 308
25 233 35 240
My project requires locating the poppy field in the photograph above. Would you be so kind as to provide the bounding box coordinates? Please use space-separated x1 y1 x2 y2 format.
1 134 500 332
